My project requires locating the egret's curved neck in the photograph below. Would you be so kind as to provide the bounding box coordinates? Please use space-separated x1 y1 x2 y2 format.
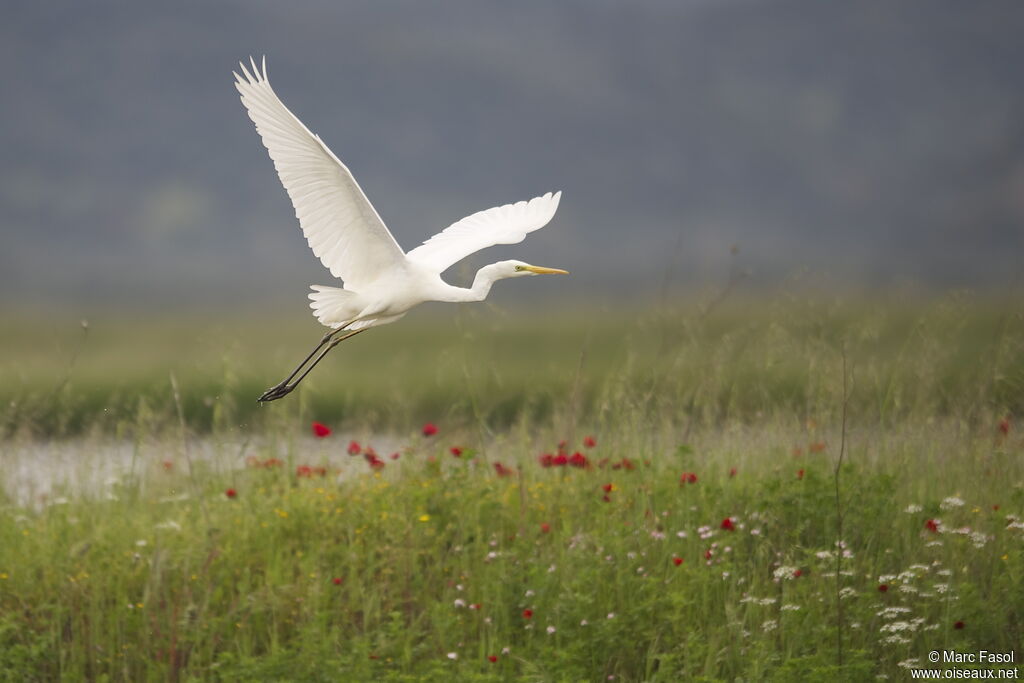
437 264 504 303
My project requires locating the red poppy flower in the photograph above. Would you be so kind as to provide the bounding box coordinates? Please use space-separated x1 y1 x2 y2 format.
450 446 463 457
878 584 889 593
553 453 568 466
390 452 400 460
954 620 965 630
487 655 498 663
161 460 173 471
925 519 940 533
332 577 343 585
540 522 551 533
470 603 482 610
999 417 1010 436
312 421 331 438
720 517 735 531
673 556 684 566
993 504 1000 511
583 435 597 448
602 483 613 493
729 467 737 478
347 440 362 455
704 549 713 560
602 494 611 503
225 488 237 499
538 453 555 467
619 458 636 471
363 452 385 470
422 422 438 437
522 608 533 619
809 441 826 453
312 466 327 477
680 472 698 485
569 452 589 468
793 569 803 578
296 465 313 478
264 457 283 468
797 468 805 480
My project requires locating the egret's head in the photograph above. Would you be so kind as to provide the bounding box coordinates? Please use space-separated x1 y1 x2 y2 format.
501 260 570 278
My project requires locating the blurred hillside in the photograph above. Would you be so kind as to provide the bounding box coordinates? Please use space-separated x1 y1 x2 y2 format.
2 0 1023 312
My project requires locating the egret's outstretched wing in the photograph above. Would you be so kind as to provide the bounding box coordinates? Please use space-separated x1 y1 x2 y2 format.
406 191 561 274
234 57 405 289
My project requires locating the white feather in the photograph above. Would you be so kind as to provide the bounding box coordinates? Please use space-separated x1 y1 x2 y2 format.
407 192 562 273
233 57 406 290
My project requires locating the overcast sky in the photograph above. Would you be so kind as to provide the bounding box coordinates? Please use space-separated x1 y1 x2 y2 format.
2 0 1023 313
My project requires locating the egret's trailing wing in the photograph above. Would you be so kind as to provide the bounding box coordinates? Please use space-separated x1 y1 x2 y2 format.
234 57 406 289
406 191 562 274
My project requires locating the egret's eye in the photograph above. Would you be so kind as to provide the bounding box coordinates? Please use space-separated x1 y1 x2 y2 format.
514 265 525 271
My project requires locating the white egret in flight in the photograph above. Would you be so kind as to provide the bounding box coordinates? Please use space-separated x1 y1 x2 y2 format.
233 58 568 402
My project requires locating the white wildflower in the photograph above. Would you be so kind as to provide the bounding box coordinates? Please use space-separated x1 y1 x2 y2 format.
880 621 917 634
773 566 799 580
546 625 556 634
762 619 778 632
446 652 458 660
904 504 923 514
940 496 965 510
453 599 466 608
781 604 801 611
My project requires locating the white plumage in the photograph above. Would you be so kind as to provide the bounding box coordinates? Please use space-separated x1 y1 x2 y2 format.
233 57 568 401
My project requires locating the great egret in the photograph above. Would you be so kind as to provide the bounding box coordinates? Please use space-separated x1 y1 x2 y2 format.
233 58 568 402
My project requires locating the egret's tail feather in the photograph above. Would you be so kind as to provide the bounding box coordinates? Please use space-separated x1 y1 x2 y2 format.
308 286 360 329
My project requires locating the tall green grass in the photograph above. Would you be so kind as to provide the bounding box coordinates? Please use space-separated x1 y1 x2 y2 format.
2 294 1021 437
0 293 1021 680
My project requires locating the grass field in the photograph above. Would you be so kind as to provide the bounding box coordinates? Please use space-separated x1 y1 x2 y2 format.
0 294 1022 680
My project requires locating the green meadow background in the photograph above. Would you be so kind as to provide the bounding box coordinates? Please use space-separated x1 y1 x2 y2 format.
3 294 1021 439
1 294 1022 679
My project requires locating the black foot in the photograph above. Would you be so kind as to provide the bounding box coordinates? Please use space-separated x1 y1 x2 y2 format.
258 383 296 402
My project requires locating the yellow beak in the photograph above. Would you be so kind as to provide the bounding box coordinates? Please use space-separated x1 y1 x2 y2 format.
524 265 569 275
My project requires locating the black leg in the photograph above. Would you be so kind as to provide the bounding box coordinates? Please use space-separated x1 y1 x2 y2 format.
257 327 366 402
